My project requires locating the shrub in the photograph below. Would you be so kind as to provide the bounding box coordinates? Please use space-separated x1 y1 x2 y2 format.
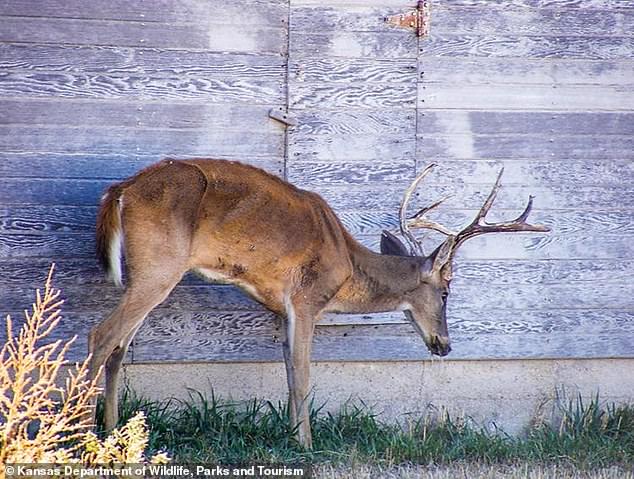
0 266 168 468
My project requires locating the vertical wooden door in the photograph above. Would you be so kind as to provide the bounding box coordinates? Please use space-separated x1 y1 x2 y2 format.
416 0 634 359
286 1 424 361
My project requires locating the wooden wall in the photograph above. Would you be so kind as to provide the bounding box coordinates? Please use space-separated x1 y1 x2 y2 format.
1 0 632 363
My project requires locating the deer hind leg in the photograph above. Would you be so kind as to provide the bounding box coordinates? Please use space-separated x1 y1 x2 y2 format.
282 297 317 449
88 272 182 430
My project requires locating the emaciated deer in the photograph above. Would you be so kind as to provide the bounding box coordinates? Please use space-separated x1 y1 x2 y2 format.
90 158 548 448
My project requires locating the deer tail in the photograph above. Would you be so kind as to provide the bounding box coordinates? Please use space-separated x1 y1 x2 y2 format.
96 185 125 287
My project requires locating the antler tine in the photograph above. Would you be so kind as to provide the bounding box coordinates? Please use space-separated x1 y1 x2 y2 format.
408 195 457 236
514 194 536 223
474 167 504 225
399 163 437 255
454 168 550 249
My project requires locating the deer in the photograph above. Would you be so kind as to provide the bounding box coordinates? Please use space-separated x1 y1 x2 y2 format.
90 158 549 448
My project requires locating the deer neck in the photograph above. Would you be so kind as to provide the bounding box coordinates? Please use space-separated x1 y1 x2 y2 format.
327 240 421 314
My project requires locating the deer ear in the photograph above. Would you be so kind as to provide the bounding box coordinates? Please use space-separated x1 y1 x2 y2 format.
421 237 456 276
432 236 456 272
380 230 410 257
440 262 453 282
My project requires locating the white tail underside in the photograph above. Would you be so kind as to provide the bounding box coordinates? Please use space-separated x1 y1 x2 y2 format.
108 196 124 287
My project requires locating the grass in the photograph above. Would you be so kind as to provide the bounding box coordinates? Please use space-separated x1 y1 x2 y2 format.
99 388 634 475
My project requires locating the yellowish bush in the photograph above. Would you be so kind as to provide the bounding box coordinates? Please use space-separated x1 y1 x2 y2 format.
0 266 168 474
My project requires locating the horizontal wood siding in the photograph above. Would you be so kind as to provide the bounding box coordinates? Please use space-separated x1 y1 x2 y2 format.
0 0 288 363
417 1 634 359
1 0 632 365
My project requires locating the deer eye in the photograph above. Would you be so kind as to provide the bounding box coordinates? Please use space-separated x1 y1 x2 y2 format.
441 291 449 301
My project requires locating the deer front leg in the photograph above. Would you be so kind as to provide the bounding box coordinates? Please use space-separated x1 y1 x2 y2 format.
282 302 315 449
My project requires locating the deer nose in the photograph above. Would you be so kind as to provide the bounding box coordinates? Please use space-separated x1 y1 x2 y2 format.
428 336 451 356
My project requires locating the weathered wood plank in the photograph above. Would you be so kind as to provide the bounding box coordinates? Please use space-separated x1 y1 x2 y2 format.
419 57 634 87
450 331 634 360
0 16 208 49
418 111 634 136
130 331 634 362
337 209 634 238
0 259 105 287
1 100 280 133
0 206 96 234
5 168 632 209
293 0 634 7
0 127 283 157
0 72 284 104
287 161 413 185
294 157 633 189
292 5 418 33
131 336 281 362
0 284 264 313
0 44 285 80
356 232 634 261
290 58 416 84
4 257 632 293
288 137 415 162
291 83 416 109
0 0 287 24
0 311 112 363
4 227 630 261
429 1 634 10
419 84 634 111
4 206 629 251
291 32 416 59
207 25 288 55
0 153 283 179
421 34 634 60
0 179 109 206
0 16 287 54
448 309 634 336
302 182 634 211
138 311 281 338
453 259 634 286
131 309 634 339
449 282 634 310
207 0 288 27
0 233 94 258
2 209 632 266
293 0 415 6
292 4 634 37
292 110 416 136
417 133 634 160
430 7 634 37
325 308 634 333
414 159 634 187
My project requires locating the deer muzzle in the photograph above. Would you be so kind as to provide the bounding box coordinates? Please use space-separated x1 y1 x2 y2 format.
427 335 451 357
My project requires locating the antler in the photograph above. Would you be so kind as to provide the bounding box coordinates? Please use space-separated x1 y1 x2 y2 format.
452 167 550 254
398 165 550 259
399 164 456 255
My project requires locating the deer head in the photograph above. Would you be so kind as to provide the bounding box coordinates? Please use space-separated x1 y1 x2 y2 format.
380 164 550 357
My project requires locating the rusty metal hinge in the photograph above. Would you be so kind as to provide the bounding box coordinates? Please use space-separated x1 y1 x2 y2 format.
384 0 431 38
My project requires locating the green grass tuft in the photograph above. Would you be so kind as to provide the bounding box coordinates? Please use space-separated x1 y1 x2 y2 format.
98 388 634 469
